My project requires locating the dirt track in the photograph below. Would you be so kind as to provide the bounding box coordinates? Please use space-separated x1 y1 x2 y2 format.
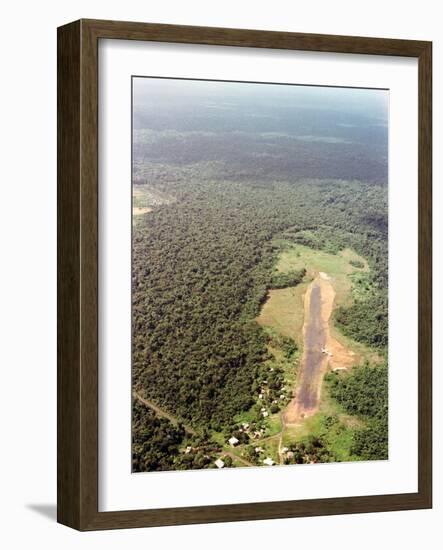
283 274 335 424
133 391 196 436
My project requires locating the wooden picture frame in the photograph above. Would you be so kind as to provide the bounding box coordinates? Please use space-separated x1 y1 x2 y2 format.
57 18 432 530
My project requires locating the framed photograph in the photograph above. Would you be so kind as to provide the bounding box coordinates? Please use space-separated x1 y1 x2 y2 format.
57 19 432 530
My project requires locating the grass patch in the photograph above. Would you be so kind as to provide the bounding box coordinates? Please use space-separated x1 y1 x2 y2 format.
260 437 281 464
210 431 226 446
258 244 369 347
274 243 368 307
266 414 283 437
257 242 379 363
281 396 360 462
257 285 307 346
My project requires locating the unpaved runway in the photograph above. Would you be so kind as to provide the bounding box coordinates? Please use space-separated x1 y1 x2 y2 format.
297 282 327 409
283 274 335 424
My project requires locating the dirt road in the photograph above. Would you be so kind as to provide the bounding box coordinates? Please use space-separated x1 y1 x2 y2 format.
133 391 197 436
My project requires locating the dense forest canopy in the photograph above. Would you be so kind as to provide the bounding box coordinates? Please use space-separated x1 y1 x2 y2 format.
133 78 388 183
325 363 388 460
131 77 389 471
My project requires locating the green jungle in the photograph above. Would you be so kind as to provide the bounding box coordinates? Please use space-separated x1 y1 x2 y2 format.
132 80 389 472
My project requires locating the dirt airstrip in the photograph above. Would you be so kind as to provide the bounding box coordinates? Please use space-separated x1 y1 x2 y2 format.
283 272 357 425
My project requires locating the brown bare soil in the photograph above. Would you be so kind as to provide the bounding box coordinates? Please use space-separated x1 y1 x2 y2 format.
283 273 358 425
133 207 152 216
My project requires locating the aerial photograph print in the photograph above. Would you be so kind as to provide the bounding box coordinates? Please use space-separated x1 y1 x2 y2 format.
131 77 389 473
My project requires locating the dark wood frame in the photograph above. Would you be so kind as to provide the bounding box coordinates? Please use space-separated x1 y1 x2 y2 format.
57 18 432 531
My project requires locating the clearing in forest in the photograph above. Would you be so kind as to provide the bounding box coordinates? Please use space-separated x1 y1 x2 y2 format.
258 244 374 359
133 206 152 216
255 243 376 456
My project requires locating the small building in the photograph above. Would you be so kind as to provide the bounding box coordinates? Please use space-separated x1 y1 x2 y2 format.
185 446 192 454
258 394 263 400
214 458 225 469
281 447 289 453
262 411 269 418
263 457 275 466
242 423 250 430
228 436 239 447
255 446 263 454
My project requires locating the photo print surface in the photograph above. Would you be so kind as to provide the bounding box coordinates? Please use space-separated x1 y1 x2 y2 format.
131 77 388 473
